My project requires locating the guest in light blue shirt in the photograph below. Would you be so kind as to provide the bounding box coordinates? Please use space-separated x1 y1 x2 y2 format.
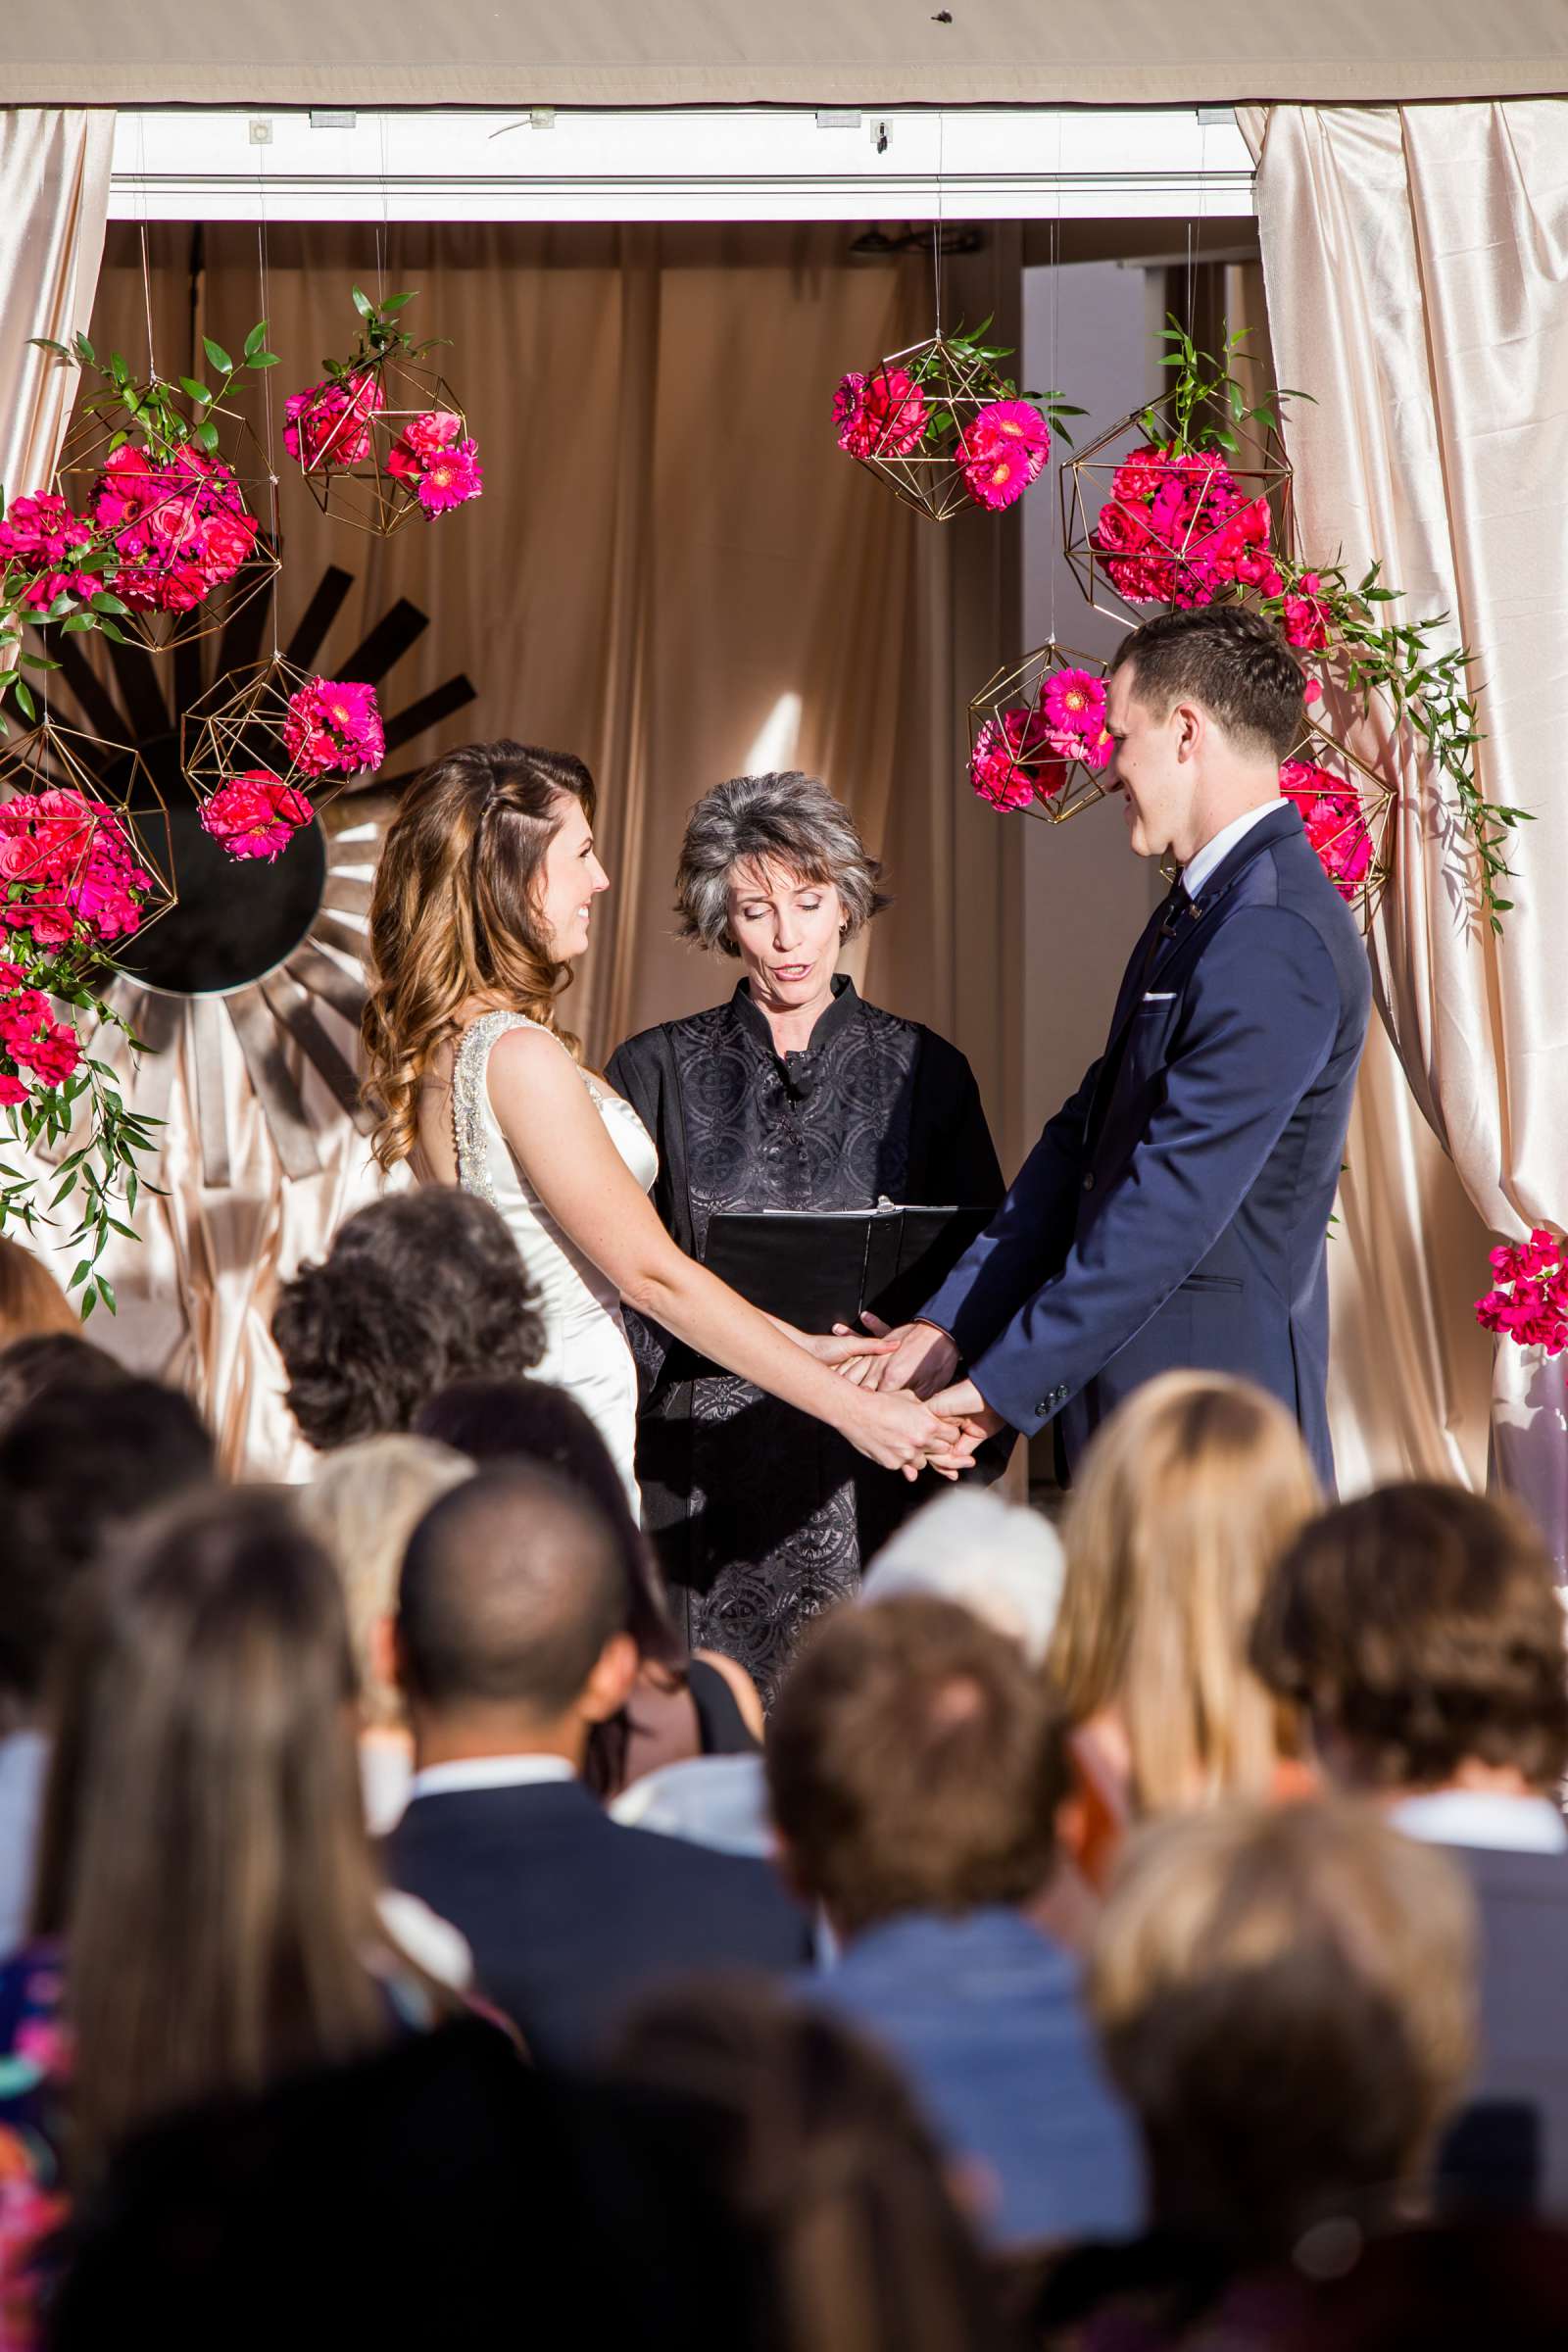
768 1593 1140 2250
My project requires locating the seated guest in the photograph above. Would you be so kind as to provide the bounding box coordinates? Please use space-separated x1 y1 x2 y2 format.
0 1238 77 1347
296 1435 474 1832
386 1466 809 2067
609 1979 1013 2352
768 1594 1139 2249
270 1191 545 1450
1049 1371 1321 1879
416 1375 762 1793
0 1329 127 1435
1251 1483 1568 2215
860 1485 1065 1665
0 1375 213 1955
1028 1800 1474 2346
0 1489 463 2340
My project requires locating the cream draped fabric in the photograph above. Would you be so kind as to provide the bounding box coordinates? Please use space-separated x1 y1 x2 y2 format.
1246 104 1568 1544
0 111 114 507
64 224 1017 1472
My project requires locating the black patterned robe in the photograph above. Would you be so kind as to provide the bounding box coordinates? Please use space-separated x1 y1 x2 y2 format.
607 977 1004 1701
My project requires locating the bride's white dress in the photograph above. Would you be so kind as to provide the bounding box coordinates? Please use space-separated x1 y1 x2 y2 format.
449 1008 658 1507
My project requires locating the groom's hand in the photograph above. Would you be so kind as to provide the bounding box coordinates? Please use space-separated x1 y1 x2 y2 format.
925 1378 1008 1444
833 1313 958 1397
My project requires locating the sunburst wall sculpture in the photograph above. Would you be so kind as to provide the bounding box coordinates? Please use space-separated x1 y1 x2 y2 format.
37 565 474 1184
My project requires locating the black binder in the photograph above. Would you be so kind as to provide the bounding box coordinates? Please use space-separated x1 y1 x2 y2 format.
701 1200 991 1334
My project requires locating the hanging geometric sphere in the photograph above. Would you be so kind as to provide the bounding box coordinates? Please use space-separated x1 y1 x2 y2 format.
285 357 480 538
180 653 386 861
836 333 1053 524
1280 713 1398 934
0 716 177 968
964 643 1116 825
54 394 281 658
1061 393 1296 629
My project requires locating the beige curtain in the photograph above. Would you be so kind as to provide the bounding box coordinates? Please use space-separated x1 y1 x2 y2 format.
1245 103 1568 1543
67 223 1021 1470
0 110 114 505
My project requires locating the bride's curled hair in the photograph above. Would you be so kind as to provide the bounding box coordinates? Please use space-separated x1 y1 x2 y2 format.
363 740 596 1168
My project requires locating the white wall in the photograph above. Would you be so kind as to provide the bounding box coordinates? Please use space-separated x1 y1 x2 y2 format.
1017 259 1166 1145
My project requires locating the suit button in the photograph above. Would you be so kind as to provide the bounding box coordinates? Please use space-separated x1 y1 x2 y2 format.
1083 1172 1096 1192
1036 1402 1050 1418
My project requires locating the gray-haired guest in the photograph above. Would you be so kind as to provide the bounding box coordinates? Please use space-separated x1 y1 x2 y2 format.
607 771 1002 1701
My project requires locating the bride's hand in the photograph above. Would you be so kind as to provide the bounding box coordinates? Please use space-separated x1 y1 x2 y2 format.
765 1315 898 1371
845 1388 981 1483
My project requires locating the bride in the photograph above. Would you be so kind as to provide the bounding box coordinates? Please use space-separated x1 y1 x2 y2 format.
362 740 973 1505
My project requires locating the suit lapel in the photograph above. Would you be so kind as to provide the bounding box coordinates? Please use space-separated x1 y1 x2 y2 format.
1084 804 1303 1152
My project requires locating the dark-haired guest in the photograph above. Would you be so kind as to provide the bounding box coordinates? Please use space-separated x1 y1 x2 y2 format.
0 1488 462 2340
0 1375 212 1954
1026 1801 1474 2348
0 1330 127 1437
609 1980 1014 2352
386 1465 808 2067
415 1375 762 1792
770 1595 1137 2249
270 1189 546 1450
608 769 1003 1700
1252 1483 1568 2214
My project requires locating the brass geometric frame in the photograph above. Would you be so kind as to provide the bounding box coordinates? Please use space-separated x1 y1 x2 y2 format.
840 333 1048 525
1279 711 1397 933
288 357 473 539
180 654 384 831
0 715 177 970
1061 392 1295 629
965 641 1116 826
54 394 281 657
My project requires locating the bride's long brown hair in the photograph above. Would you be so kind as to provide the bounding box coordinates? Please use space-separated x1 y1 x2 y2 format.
362 740 596 1169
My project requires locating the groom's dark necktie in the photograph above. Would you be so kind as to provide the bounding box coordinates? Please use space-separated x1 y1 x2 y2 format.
1143 874 1192 982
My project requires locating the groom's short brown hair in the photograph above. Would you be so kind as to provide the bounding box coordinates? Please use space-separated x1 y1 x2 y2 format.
1112 605 1304 762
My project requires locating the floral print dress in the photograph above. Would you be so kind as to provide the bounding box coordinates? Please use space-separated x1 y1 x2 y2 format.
0 1945 70 2352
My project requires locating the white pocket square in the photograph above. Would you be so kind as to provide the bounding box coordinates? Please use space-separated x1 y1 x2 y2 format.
1142 991 1178 1003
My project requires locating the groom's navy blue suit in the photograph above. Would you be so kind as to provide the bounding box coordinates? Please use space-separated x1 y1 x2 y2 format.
921 803 1371 1487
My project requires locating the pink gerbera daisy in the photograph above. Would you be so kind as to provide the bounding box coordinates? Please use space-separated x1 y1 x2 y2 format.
416 437 484 514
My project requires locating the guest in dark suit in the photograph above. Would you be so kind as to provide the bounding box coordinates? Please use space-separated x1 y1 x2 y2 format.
386 1464 808 2068
770 1593 1139 2250
1252 1482 1568 2216
858 608 1371 1492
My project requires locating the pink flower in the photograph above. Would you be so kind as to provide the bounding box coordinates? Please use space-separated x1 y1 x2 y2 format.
834 368 928 462
1302 677 1324 706
969 706 1070 809
0 494 93 568
415 437 483 514
201 771 315 863
283 371 384 469
1279 759 1375 902
1476 1225 1568 1357
282 677 385 778
959 401 1051 511
1282 575 1331 654
89 446 260 614
0 1072 28 1107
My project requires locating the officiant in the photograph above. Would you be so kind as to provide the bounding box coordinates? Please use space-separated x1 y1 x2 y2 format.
607 770 1003 1699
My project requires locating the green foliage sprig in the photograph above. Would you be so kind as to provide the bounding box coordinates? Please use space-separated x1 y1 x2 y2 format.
319 285 448 381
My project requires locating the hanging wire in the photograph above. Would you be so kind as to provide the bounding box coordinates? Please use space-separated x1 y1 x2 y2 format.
1049 107 1063 651
932 113 945 336
376 115 391 306
255 144 282 662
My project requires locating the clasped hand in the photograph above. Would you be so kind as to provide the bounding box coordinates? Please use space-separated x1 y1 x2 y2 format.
829 1311 1007 1448
789 1321 985 1480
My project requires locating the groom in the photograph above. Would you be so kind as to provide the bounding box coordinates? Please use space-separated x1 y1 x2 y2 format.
863 605 1371 1489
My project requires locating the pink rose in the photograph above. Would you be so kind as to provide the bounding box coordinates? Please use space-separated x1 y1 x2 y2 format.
201 771 316 863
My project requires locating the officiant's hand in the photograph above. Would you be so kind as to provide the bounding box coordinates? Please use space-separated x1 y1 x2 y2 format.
924 1378 1008 1445
770 1317 900 1371
831 1313 958 1397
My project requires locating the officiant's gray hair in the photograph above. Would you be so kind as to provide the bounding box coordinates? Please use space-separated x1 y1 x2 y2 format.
675 771 891 956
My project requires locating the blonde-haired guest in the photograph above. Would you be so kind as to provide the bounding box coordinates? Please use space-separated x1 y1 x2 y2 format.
1018 1800 1476 2344
1050 1371 1320 1879
0 1236 77 1348
296 1434 473 1832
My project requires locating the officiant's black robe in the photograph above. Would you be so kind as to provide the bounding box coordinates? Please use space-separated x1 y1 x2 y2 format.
607 977 1003 1701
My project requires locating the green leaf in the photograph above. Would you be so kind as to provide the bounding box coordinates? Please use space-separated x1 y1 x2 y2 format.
97 619 129 646
202 336 233 374
352 284 373 318
89 591 130 616
179 376 213 407
96 1274 117 1315
80 1285 96 1322
73 332 96 366
194 419 220 456
13 681 35 723
243 320 268 361
382 291 416 314
253 353 280 368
